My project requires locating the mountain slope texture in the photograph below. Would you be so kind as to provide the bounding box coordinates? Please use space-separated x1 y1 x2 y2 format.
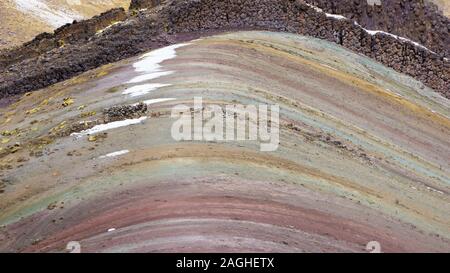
0 0 449 253
0 0 130 49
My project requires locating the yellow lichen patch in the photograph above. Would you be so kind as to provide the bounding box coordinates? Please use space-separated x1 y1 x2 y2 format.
94 63 114 78
1 138 10 144
26 107 40 115
2 117 12 125
49 121 69 135
52 121 67 132
88 135 97 142
68 76 88 86
57 39 65 48
78 105 86 110
1 130 14 136
62 98 75 107
80 111 97 118
96 71 109 78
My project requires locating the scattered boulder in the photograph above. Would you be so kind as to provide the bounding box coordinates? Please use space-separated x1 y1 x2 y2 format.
103 102 148 122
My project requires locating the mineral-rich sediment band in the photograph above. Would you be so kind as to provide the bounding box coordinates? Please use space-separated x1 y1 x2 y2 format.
1 32 449 252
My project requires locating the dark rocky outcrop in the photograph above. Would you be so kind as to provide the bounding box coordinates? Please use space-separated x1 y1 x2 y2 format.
0 8 127 69
0 0 448 100
306 0 450 58
130 0 164 10
103 102 148 122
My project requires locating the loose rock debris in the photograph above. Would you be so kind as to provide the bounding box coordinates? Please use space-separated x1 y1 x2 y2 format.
62 97 75 107
103 102 147 122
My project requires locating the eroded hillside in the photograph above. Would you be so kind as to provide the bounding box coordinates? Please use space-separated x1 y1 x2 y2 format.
1 0 449 103
0 0 129 49
430 0 450 16
0 0 449 254
0 32 449 252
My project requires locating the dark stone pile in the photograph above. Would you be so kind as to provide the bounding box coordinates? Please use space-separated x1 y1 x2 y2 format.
0 0 448 99
130 0 163 10
103 103 148 122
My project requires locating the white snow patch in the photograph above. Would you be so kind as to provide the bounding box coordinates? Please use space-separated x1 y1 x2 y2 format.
99 150 129 159
127 43 190 84
71 117 147 137
136 44 189 72
325 14 346 20
139 98 176 106
14 0 82 28
122 84 171 97
107 228 116 232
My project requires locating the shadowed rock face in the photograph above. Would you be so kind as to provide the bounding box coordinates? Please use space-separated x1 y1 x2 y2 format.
307 0 450 57
0 0 449 102
0 8 127 69
129 0 162 10
0 0 130 49
0 32 449 253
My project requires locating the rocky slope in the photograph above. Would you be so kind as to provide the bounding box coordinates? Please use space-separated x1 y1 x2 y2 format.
0 31 449 252
430 0 450 16
0 0 448 103
0 0 449 254
307 0 450 57
0 0 130 49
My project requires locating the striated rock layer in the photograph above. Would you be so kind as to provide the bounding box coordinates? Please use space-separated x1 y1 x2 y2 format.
430 0 450 16
0 0 449 101
0 32 448 252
